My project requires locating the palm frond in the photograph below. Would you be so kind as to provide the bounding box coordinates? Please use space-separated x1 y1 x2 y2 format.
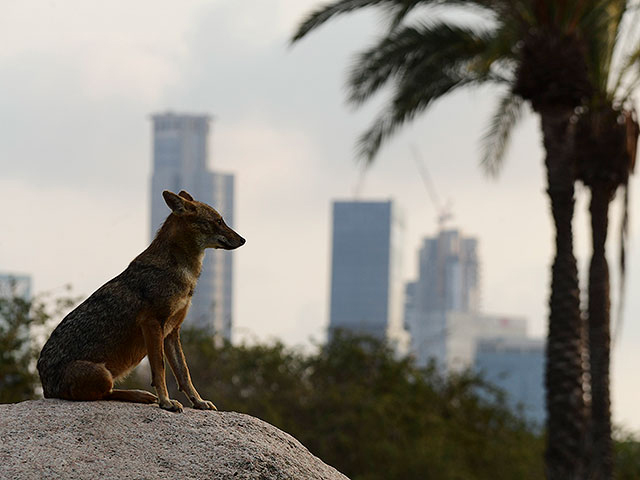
348 22 484 105
480 92 526 177
291 0 495 43
610 36 640 101
583 0 628 93
356 70 481 162
384 0 496 30
292 0 380 43
350 17 512 163
348 21 511 106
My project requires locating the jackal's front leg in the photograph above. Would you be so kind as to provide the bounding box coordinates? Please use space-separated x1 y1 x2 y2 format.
141 320 183 413
164 329 217 410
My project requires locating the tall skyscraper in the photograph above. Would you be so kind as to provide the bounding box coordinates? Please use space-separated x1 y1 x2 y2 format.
412 229 479 315
405 229 480 366
150 112 236 339
328 200 409 352
405 229 520 368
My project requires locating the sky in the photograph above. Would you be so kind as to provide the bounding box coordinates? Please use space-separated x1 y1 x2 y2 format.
1 0 639 431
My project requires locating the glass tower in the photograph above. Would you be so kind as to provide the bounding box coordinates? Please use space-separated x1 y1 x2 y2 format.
328 200 408 352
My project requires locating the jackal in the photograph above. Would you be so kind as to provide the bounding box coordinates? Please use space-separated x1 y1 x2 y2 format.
37 190 245 412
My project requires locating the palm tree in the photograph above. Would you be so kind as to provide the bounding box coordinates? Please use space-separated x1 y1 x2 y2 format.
292 1 637 478
572 7 640 472
574 103 637 480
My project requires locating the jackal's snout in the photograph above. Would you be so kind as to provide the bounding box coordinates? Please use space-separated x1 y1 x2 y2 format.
218 227 246 250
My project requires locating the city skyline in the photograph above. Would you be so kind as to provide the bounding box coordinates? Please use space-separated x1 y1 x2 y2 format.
1 0 639 431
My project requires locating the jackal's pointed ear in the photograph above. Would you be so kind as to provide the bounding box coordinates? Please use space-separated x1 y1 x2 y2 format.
178 190 194 201
163 190 194 215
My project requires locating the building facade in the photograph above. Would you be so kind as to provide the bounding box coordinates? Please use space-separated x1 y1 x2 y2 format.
475 337 546 425
411 229 479 316
150 112 236 339
405 229 482 367
406 309 527 370
328 200 409 352
404 228 545 422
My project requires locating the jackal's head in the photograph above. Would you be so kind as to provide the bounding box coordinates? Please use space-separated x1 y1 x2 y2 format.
162 190 246 250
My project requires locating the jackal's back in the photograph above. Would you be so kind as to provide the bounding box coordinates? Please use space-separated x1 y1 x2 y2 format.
37 260 179 396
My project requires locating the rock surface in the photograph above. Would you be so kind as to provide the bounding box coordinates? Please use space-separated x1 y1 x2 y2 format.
0 399 349 480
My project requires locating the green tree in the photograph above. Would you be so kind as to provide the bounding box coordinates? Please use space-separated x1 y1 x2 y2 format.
291 2 640 478
300 332 544 480
614 430 640 480
124 329 544 480
123 328 640 479
0 284 77 403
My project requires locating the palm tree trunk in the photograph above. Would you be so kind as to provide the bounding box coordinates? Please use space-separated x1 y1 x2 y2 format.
540 107 586 480
587 184 613 480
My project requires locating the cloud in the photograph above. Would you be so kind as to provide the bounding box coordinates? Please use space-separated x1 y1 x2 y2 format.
0 178 147 295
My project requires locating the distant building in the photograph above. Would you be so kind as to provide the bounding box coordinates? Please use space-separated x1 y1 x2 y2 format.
328 200 409 353
409 229 479 316
0 273 32 300
475 337 546 425
407 310 527 370
405 229 483 367
150 112 236 340
404 228 544 423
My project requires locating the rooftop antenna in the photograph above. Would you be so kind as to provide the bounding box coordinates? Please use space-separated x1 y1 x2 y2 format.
409 145 453 230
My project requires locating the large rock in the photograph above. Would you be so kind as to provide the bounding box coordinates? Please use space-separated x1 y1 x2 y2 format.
0 399 349 480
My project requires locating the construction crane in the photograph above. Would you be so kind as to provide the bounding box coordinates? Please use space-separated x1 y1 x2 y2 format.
410 145 453 230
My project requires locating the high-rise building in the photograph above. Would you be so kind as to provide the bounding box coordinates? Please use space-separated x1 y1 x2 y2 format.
407 310 527 370
475 337 546 425
149 112 236 339
404 228 545 422
405 229 532 370
328 200 409 352
405 229 483 367
411 229 479 315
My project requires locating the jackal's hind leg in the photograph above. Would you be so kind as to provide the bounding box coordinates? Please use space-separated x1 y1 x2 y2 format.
63 361 157 404
63 360 114 401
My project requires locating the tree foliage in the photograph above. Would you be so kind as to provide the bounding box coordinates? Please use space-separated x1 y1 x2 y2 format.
0 284 76 403
614 430 640 480
2 291 638 480
126 328 545 480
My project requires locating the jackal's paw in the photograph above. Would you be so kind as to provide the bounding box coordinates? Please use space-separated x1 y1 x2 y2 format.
135 390 158 404
192 398 217 411
159 399 184 413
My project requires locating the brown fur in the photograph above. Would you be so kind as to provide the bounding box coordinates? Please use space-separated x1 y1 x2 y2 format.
37 190 245 412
